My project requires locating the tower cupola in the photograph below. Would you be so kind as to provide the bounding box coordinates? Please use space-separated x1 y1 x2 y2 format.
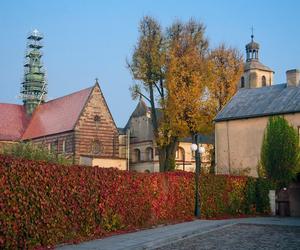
21 29 47 115
245 34 260 61
239 33 274 89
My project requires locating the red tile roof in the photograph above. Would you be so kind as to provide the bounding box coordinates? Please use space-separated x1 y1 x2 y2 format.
22 86 93 140
0 104 29 141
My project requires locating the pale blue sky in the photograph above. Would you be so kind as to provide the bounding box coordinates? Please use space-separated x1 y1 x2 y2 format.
0 0 299 126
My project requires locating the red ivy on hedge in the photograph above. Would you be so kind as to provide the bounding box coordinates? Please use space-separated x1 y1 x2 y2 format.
0 155 268 249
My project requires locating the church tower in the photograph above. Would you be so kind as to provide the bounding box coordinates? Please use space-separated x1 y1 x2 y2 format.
21 29 47 115
239 34 274 89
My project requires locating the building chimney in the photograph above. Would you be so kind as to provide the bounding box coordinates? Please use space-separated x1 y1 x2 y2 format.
286 69 300 86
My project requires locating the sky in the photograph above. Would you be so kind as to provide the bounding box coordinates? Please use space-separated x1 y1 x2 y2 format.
0 0 300 127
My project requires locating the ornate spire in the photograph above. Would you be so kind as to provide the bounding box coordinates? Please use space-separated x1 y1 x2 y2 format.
21 29 47 115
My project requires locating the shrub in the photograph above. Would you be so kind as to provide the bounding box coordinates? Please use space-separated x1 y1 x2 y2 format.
1 142 72 165
243 177 256 214
0 155 269 249
255 178 271 214
261 116 300 188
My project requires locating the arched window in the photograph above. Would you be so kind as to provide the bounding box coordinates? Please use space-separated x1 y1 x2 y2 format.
262 76 266 87
241 77 245 88
145 147 153 161
176 147 185 161
133 149 141 162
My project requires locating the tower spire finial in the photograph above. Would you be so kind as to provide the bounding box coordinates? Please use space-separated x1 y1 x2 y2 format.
251 26 254 41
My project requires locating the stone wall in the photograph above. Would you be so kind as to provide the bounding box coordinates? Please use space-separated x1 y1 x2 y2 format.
79 156 127 170
30 131 75 158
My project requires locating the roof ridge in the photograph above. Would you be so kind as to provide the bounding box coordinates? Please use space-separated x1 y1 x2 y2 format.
44 86 94 104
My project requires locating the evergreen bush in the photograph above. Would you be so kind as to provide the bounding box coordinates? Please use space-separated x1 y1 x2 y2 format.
261 116 300 188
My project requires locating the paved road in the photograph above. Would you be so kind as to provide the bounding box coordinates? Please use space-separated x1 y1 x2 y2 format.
56 217 300 250
156 224 300 250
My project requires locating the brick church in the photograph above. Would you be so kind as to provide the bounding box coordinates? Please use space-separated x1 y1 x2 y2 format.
0 30 126 169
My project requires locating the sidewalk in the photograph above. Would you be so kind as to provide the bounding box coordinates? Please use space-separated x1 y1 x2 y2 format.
56 217 300 250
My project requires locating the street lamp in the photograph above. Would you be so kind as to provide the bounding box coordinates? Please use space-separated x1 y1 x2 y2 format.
191 134 205 218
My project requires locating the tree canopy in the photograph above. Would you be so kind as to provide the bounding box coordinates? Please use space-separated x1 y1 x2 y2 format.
127 16 244 171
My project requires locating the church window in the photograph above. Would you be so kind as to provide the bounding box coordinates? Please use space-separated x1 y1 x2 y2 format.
262 76 266 87
241 77 245 88
146 147 153 161
133 148 141 162
94 115 101 122
91 139 101 155
50 140 58 153
62 140 66 153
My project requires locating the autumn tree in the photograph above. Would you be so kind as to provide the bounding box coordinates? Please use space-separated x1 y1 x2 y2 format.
164 20 211 141
207 44 244 115
127 16 174 171
128 17 244 172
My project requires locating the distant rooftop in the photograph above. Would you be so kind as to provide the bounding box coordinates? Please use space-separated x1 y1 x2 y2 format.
215 84 300 122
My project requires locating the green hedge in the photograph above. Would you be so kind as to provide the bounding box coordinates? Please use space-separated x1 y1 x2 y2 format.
0 155 270 249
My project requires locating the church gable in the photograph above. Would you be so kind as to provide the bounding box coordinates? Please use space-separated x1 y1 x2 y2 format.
74 83 118 160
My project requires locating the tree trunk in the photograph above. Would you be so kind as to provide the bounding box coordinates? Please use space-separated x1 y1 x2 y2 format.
157 146 165 172
158 137 178 172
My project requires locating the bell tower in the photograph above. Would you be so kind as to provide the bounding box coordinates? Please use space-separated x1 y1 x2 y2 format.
21 29 47 115
239 33 274 89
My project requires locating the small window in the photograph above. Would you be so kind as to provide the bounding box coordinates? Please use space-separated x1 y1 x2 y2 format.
133 149 141 162
94 115 101 122
62 140 66 153
50 141 58 153
241 77 245 88
262 76 266 87
145 147 153 161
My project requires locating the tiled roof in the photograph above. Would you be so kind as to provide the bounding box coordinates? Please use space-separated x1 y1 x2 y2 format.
215 84 300 122
244 60 274 72
0 104 29 141
22 86 93 140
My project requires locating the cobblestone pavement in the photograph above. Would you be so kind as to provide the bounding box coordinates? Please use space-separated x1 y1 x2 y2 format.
155 224 300 250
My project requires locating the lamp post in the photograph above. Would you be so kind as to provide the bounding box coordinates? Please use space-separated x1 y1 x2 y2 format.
191 134 205 218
